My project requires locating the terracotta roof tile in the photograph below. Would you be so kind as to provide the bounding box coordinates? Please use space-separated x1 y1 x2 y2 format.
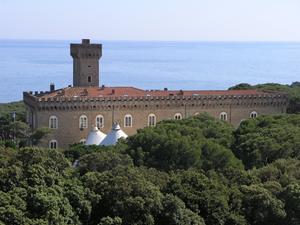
35 86 267 99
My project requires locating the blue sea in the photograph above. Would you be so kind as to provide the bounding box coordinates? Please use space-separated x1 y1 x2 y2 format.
0 40 300 103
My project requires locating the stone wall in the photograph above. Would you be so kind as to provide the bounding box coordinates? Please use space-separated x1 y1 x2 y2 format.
24 92 288 149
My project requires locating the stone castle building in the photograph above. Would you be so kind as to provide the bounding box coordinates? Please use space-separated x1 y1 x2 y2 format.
23 39 288 149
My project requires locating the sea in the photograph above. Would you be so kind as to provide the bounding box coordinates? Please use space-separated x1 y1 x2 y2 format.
0 40 300 103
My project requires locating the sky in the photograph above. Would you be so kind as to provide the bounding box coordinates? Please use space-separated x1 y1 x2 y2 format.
0 0 300 41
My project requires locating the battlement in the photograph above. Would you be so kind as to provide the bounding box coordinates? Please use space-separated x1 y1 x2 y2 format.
70 39 102 87
70 39 102 59
23 89 288 112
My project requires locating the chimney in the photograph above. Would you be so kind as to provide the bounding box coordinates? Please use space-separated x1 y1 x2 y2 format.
82 39 90 44
164 87 168 91
112 89 115 95
50 83 55 92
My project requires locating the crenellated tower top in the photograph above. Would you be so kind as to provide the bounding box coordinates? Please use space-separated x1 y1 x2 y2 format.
70 39 102 87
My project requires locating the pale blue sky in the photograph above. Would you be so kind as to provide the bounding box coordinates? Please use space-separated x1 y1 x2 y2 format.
1 0 300 41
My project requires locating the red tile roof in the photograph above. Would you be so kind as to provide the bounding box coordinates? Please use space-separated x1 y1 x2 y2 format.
34 86 267 99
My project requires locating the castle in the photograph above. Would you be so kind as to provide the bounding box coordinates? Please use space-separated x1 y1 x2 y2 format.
23 39 288 149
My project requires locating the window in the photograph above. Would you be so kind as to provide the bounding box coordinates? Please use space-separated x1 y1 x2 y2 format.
148 113 156 126
79 115 88 129
80 139 86 144
49 115 58 129
49 140 58 149
174 113 182 120
88 76 92 83
124 114 133 127
95 115 104 128
220 112 228 121
194 112 200 116
250 111 258 118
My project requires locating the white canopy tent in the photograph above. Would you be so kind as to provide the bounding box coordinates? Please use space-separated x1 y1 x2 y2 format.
85 126 107 146
100 123 128 146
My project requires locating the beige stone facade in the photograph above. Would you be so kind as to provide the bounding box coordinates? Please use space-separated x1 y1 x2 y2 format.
23 39 288 149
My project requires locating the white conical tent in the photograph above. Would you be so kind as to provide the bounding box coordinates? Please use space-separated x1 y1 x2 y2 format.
85 126 107 145
100 123 128 146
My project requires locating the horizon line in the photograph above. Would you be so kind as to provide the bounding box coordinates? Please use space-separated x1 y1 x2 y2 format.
1 38 300 43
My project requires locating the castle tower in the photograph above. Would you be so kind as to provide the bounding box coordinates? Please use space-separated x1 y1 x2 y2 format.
70 39 102 87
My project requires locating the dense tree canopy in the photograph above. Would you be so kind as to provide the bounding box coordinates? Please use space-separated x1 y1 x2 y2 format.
233 114 300 169
125 114 242 172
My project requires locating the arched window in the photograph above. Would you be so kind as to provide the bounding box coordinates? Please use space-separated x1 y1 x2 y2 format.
49 140 58 149
124 114 133 127
49 115 58 129
174 113 182 120
95 115 104 128
250 111 258 119
148 113 156 126
194 112 200 116
79 139 86 144
79 115 88 129
219 112 227 121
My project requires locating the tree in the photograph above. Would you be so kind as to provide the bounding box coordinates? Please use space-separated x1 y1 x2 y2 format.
228 83 253 90
233 115 300 169
240 184 286 225
98 217 122 225
159 194 205 225
281 183 300 225
126 113 237 171
126 124 203 171
77 151 133 175
82 167 163 225
200 141 243 171
165 170 231 225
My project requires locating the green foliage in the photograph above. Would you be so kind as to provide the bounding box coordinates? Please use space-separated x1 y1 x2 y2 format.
159 194 205 225
78 151 133 175
1 112 300 225
82 167 163 225
165 170 232 225
0 101 25 122
30 127 51 145
240 184 286 225
98 217 122 225
0 101 50 148
228 83 253 90
126 113 241 172
126 124 203 171
233 114 300 169
281 183 300 225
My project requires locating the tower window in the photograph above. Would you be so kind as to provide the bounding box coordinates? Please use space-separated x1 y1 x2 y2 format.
88 76 92 83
